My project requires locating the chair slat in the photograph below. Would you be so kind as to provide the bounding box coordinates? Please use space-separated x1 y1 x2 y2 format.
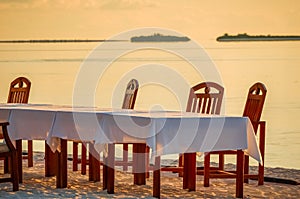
8 77 31 104
187 82 224 115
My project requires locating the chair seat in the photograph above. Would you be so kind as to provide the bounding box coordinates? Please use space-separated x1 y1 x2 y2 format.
0 142 9 153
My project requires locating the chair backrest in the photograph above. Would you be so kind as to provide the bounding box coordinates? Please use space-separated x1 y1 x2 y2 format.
243 82 267 132
7 77 31 103
186 82 224 114
122 79 139 109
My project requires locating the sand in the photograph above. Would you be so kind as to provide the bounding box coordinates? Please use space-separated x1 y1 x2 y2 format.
0 152 299 198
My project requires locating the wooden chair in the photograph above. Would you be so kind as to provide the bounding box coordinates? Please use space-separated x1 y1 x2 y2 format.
0 121 19 191
72 79 139 174
115 79 139 171
7 77 32 167
203 82 267 187
161 82 224 174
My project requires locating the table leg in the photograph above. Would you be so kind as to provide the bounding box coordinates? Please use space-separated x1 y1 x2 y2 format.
72 142 78 171
81 143 87 175
56 139 67 188
107 143 115 194
27 140 33 167
133 143 146 185
183 153 196 191
89 143 100 182
236 150 244 198
45 141 57 177
16 139 22 183
153 156 161 198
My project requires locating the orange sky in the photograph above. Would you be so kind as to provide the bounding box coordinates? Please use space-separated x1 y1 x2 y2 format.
0 0 299 42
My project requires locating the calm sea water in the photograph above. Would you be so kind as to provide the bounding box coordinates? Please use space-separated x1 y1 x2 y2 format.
0 40 299 169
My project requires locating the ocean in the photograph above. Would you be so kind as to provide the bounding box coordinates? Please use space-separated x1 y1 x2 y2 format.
0 39 299 169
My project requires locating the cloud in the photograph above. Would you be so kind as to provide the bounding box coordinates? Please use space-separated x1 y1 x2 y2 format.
0 0 32 9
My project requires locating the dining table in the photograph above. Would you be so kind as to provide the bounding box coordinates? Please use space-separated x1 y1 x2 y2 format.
0 103 262 198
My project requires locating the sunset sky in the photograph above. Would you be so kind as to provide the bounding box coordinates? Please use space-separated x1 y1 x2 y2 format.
0 0 299 42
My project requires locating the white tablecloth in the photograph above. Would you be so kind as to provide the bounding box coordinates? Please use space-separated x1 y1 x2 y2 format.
94 110 262 163
0 104 262 163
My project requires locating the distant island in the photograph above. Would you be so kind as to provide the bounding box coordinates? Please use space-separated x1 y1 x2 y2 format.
217 33 300 42
0 39 126 43
131 33 190 42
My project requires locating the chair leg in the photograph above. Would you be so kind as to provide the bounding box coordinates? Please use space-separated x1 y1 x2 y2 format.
218 153 224 170
72 142 78 171
258 121 266 185
244 155 249 183
153 156 160 198
81 143 87 175
4 157 9 173
204 152 210 187
107 143 115 194
11 152 19 191
178 154 183 177
122 144 129 171
258 163 264 185
103 153 107 190
146 146 150 178
16 139 23 183
236 150 244 198
27 140 33 167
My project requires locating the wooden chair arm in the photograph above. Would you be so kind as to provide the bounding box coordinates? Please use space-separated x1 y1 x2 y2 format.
0 121 16 152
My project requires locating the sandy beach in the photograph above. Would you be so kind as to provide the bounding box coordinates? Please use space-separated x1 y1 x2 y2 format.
0 152 299 198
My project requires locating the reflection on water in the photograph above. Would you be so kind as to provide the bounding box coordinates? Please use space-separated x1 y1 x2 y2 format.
0 41 299 169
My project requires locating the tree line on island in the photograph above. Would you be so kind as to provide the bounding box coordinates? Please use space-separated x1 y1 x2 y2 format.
217 33 300 42
131 33 190 42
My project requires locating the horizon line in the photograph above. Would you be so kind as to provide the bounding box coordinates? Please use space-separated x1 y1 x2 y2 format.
0 39 128 43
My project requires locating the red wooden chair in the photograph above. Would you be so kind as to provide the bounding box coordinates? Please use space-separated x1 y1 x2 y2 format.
203 82 267 187
161 82 224 174
72 79 139 174
0 121 19 191
115 79 139 171
89 79 140 183
6 77 32 167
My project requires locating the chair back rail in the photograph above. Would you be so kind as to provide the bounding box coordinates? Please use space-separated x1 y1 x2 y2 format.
243 82 267 132
122 79 139 109
7 77 31 103
186 82 224 114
